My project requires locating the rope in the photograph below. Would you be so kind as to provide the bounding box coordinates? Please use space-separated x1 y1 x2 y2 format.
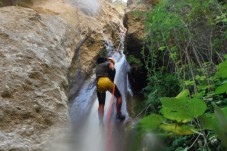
106 124 113 151
105 85 115 151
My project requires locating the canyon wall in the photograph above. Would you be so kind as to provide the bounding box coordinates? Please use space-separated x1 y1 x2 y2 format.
124 0 158 94
0 0 124 150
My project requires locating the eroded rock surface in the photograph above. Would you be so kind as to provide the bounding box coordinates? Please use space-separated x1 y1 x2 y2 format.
0 0 124 150
124 0 157 94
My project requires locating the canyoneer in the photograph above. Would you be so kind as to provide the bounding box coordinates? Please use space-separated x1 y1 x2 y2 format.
96 56 125 125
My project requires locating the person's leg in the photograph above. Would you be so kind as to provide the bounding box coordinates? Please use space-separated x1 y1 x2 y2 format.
113 85 125 121
97 91 106 122
114 86 122 114
103 77 125 121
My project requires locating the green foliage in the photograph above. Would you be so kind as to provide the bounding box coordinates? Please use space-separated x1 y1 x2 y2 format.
135 0 227 150
216 13 227 24
142 0 226 97
137 114 165 132
136 57 227 150
184 80 195 86
160 123 196 135
175 89 189 99
210 103 227 148
161 96 207 123
199 104 227 148
127 55 143 68
215 83 227 94
216 60 227 79
224 55 227 59
142 72 181 113
141 0 226 119
145 72 181 98
199 106 227 129
214 59 227 94
163 136 191 151
137 89 206 134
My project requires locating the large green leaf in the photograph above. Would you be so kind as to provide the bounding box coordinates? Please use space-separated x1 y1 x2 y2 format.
160 97 207 123
137 114 166 132
216 60 227 79
199 105 227 148
199 107 227 130
222 107 227 115
199 113 215 130
176 89 189 99
224 54 227 59
159 123 196 135
215 83 227 95
212 103 227 148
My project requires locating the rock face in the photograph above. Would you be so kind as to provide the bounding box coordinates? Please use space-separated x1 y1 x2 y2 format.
0 6 71 150
124 0 157 94
0 0 124 150
124 3 148 95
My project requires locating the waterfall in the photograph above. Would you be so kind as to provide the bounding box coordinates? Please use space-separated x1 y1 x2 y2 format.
69 45 131 151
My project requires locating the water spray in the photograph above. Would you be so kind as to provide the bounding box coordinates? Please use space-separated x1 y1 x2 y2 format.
70 0 100 16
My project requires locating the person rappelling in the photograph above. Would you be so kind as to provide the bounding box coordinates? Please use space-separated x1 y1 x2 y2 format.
95 54 125 126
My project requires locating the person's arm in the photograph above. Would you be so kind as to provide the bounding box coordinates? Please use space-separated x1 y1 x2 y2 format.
109 68 116 82
109 61 114 70
109 62 116 82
